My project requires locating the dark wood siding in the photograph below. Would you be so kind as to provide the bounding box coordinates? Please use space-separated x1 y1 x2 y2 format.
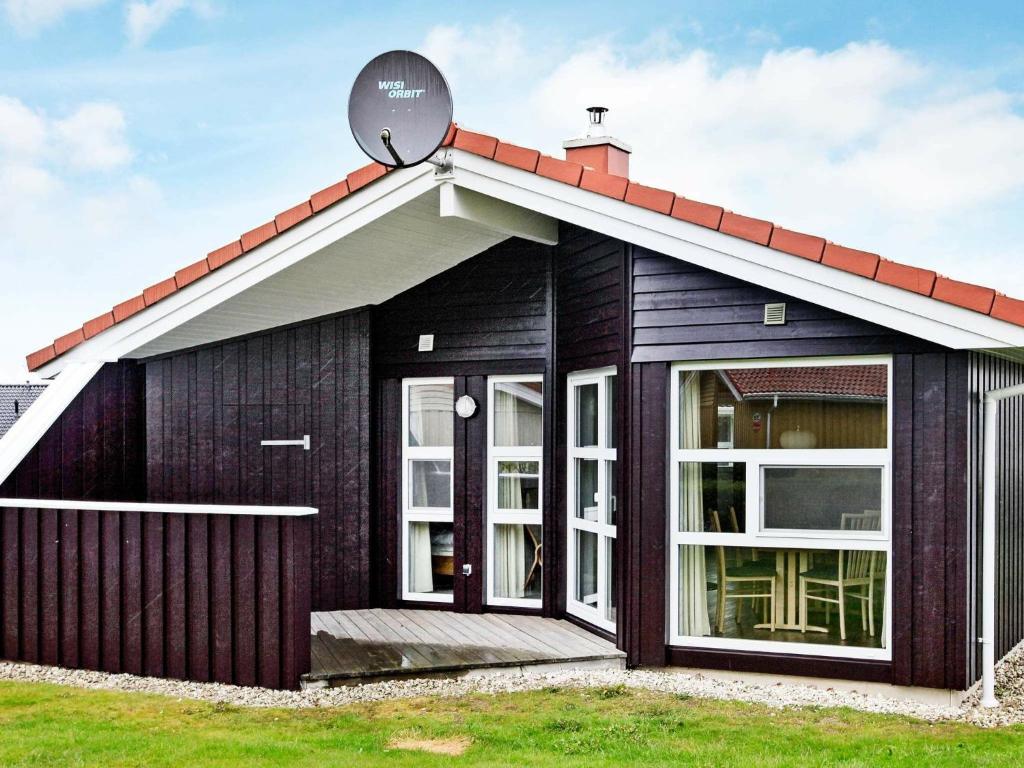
967 352 1024 684
0 503 311 689
626 245 971 689
142 309 371 612
0 362 146 504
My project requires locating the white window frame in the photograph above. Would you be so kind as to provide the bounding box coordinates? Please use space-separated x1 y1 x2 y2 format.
401 377 455 604
566 367 617 633
668 355 893 661
486 375 545 608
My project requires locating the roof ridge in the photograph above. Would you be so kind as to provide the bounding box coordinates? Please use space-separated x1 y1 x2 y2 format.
25 122 1024 371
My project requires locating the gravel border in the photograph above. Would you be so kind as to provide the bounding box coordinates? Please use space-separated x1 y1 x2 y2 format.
4 642 1024 726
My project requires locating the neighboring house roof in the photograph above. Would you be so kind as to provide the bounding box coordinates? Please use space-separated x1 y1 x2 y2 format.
722 365 888 401
24 122 1024 372
0 384 47 438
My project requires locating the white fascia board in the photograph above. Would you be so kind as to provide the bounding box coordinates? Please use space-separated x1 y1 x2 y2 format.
35 164 437 378
438 182 558 245
0 498 317 517
450 150 1024 351
0 360 103 488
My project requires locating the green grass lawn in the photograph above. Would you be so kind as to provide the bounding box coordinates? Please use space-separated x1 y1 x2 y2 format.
1 680 1023 767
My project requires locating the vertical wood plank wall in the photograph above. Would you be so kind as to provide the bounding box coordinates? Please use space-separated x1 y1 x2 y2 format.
967 352 1024 684
142 310 371 612
372 238 553 612
626 245 972 690
0 505 312 689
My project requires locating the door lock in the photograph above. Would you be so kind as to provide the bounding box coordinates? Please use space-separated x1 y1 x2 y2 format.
462 564 473 577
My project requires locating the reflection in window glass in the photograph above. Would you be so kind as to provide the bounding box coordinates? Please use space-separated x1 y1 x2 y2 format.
493 523 542 600
408 522 454 596
576 383 599 448
408 383 453 447
497 461 540 510
605 537 616 624
678 544 886 649
494 382 543 446
680 365 888 450
606 377 617 450
410 460 451 508
678 462 746 533
575 459 599 521
575 530 598 606
763 467 882 531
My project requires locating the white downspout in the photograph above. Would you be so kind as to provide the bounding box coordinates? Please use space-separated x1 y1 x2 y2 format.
981 382 1024 707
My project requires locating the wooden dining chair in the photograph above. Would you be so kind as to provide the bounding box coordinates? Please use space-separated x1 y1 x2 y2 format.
523 524 543 593
799 511 880 640
709 509 777 633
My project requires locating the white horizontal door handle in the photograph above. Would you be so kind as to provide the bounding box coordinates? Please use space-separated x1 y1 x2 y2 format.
260 435 311 450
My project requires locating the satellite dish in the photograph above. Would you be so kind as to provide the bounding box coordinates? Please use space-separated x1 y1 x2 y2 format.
348 50 453 168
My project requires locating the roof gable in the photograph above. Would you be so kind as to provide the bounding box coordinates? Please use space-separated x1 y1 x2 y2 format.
25 123 1024 373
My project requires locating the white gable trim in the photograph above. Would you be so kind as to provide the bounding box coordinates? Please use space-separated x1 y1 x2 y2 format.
450 150 1024 352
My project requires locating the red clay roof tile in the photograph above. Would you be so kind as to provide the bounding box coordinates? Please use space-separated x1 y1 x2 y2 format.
112 295 146 323
875 260 936 296
453 128 499 159
670 197 724 229
275 201 313 232
720 212 773 245
536 155 583 186
624 182 675 214
347 162 387 193
240 221 278 253
207 240 243 271
310 180 349 213
26 123 1024 372
143 277 177 306
822 243 880 279
992 294 1024 325
83 311 115 340
53 328 85 356
932 276 996 314
769 228 825 262
493 142 540 172
580 168 629 200
26 345 56 371
174 258 210 289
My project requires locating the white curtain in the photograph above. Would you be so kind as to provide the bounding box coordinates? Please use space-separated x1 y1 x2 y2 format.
679 372 711 636
409 384 453 448
495 524 526 598
409 522 434 594
494 386 542 446
495 387 529 597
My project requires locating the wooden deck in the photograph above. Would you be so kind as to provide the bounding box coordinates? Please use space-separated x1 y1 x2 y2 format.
304 609 625 687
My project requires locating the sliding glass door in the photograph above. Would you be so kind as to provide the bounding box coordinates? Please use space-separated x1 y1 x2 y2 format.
566 368 617 632
401 378 455 603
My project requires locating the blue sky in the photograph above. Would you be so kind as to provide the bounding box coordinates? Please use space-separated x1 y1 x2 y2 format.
1 1 1023 379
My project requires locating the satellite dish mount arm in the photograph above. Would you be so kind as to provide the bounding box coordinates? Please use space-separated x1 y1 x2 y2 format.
379 128 404 167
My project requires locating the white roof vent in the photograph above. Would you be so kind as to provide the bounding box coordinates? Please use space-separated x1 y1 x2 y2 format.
764 303 787 326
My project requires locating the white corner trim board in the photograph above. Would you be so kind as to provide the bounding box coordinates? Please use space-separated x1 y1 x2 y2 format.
0 360 104 489
0 498 318 517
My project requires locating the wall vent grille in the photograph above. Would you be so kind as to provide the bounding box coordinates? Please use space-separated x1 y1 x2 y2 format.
764 303 787 326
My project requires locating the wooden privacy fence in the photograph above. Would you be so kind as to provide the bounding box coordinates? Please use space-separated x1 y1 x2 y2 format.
0 499 315 690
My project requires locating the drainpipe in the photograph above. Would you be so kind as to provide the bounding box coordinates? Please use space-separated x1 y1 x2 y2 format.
981 382 1024 707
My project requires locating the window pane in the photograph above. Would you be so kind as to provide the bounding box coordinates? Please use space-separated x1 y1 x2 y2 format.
410 460 451 508
497 461 540 510
606 376 617 449
605 536 616 624
408 521 454 596
408 383 453 447
678 462 746 533
494 382 543 446
680 365 888 449
677 545 886 650
493 523 542 600
605 459 618 526
763 467 882 531
575 459 599 521
575 530 598 606
576 383 599 448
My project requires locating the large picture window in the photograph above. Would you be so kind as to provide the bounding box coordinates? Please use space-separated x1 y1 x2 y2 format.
486 376 544 608
669 357 892 660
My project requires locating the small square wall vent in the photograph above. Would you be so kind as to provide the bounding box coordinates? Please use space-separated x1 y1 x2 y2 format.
418 334 435 352
764 303 787 326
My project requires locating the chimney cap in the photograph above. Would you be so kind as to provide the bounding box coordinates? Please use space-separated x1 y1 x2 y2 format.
563 105 632 152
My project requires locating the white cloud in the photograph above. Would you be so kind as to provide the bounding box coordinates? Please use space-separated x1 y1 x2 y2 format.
54 102 134 170
3 0 108 34
125 0 214 47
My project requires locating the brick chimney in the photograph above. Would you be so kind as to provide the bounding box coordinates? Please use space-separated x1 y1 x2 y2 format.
563 106 631 177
